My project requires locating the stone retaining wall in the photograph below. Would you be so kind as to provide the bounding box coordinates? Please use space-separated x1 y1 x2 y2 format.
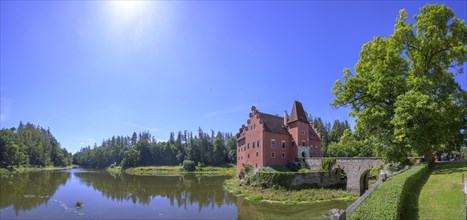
250 171 345 188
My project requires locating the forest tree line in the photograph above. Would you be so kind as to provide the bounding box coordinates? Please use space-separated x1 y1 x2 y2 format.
73 128 237 169
310 116 374 157
0 122 72 169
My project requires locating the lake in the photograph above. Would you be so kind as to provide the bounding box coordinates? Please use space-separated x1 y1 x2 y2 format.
0 169 353 219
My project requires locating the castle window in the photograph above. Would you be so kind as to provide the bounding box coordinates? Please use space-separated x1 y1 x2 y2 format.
271 139 276 148
292 141 295 147
302 130 305 135
281 152 286 158
253 142 255 148
271 152 275 158
256 152 259 157
248 154 250 158
281 141 286 149
254 124 256 130
247 143 249 149
257 140 260 148
302 141 305 146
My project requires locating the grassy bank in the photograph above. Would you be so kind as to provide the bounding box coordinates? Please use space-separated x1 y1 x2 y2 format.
0 165 76 174
418 162 467 219
107 165 236 176
224 178 357 204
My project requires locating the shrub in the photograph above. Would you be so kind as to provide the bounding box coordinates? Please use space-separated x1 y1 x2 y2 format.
321 158 336 171
182 160 196 171
239 164 254 180
251 194 263 201
349 164 429 220
369 165 382 179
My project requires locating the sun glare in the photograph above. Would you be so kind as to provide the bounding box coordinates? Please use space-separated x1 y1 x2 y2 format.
111 0 146 21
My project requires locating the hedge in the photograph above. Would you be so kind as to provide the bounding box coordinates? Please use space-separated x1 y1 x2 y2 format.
349 164 429 220
249 171 296 188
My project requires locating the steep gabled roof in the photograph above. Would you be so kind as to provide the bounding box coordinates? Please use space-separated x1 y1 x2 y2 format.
308 124 321 141
258 112 289 134
288 100 308 123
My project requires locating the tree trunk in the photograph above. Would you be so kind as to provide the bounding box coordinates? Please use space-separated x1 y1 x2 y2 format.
424 149 435 167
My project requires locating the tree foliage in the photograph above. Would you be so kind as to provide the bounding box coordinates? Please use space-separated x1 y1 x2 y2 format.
309 116 354 156
332 4 467 164
73 128 237 169
0 122 72 168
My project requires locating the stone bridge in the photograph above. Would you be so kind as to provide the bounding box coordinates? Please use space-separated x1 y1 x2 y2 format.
305 157 384 195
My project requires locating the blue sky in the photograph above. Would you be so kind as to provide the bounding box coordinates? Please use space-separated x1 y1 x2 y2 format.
1 1 466 153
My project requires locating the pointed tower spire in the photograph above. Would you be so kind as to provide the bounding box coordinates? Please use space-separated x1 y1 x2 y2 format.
288 100 308 123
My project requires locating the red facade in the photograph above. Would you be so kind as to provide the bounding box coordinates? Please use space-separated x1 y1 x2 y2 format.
236 101 322 173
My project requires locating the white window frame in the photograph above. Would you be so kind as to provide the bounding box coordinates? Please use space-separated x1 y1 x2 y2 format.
281 152 286 158
281 140 286 149
271 139 276 148
271 152 275 158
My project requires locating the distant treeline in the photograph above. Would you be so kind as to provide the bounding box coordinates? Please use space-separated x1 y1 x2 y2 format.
0 122 73 168
73 128 237 169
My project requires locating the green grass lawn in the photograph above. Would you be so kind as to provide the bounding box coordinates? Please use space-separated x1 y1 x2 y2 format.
418 162 467 220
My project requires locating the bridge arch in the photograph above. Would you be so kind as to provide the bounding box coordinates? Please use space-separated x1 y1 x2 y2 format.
305 157 383 195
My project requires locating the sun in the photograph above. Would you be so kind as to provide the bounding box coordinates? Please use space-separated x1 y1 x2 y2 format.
110 0 146 21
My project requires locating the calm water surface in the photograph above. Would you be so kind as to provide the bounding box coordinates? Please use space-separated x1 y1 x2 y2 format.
0 169 352 219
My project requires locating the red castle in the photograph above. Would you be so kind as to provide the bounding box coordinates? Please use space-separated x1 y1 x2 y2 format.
236 101 321 173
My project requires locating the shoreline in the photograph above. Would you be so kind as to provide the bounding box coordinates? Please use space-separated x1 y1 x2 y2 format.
106 165 236 176
0 165 76 174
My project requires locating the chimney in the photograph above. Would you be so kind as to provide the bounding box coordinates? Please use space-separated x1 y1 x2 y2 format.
284 110 289 126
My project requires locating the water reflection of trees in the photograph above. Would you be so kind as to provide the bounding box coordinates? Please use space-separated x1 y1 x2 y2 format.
74 172 236 212
0 171 70 213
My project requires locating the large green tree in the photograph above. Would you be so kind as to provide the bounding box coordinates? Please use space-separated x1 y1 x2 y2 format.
332 4 466 165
